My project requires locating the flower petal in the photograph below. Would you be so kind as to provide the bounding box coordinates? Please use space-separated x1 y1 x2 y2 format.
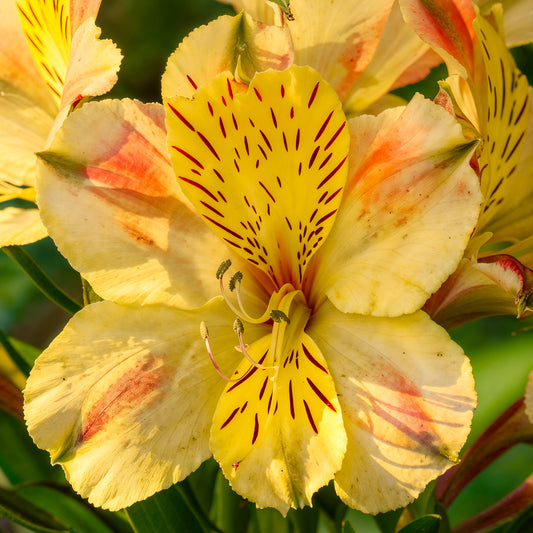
478 0 533 47
37 98 257 308
69 0 101 33
24 298 266 510
166 65 350 290
309 94 481 317
0 207 47 246
210 331 346 513
526 371 533 424
308 301 476 514
286 0 396 102
217 0 283 25
162 12 292 100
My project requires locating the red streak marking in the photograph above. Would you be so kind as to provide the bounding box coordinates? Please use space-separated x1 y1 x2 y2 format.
52 67 63 85
220 407 239 429
303 400 318 433
285 217 292 230
308 82 320 108
186 75 198 90
168 103 195 131
259 376 269 400
47 82 61 99
289 380 295 419
226 78 234 99
309 208 318 223
224 238 242 249
241 401 248 413
17 6 33 26
280 84 285 98
252 413 260 444
178 176 217 201
282 132 288 152
172 146 204 169
27 35 42 55
318 157 346 188
315 111 334 142
219 117 226 138
42 63 54 79
315 209 337 226
324 122 346 150
258 145 267 160
309 146 320 169
254 87 263 101
259 181 275 202
290 107 294 119
324 187 343 204
270 108 278 128
249 118 255 127
307 378 336 412
207 102 214 116
319 153 332 170
267 392 273 413
200 201 224 217
234 159 240 172
203 215 244 240
232 113 238 130
277 176 282 187
221 95 227 107
197 131 220 160
298 162 302 176
260 130 272 151
295 129 301 150
244 136 250 155
28 4 43 28
213 169 224 182
79 358 164 442
218 190 227 202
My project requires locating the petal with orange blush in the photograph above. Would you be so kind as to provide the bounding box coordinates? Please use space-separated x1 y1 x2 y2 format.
308 301 475 514
309 94 481 317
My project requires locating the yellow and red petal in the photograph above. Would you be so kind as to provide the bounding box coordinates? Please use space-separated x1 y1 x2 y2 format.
69 0 101 34
309 94 481 317
399 0 476 78
211 329 346 513
166 65 350 290
308 301 475 514
37 98 260 308
162 12 292 100
24 298 267 510
286 0 396 102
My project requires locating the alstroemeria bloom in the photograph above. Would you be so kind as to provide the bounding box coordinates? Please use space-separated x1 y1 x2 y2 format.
0 0 121 246
26 64 481 513
400 0 533 328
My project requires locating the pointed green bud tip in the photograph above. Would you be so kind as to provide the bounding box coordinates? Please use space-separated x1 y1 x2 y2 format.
233 318 244 335
229 271 243 291
270 310 290 324
200 321 209 340
216 259 232 279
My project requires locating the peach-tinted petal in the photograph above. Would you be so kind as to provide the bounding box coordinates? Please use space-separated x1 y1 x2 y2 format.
162 13 292 100
308 94 481 317
400 0 476 77
343 2 441 115
286 0 396 102
69 0 101 33
166 66 350 290
25 298 268 510
37 98 264 308
217 0 284 25
211 328 346 514
0 207 47 247
308 301 475 514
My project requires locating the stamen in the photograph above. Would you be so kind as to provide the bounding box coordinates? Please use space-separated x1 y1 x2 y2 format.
200 321 245 382
229 271 243 291
216 259 232 279
270 310 291 324
233 318 276 371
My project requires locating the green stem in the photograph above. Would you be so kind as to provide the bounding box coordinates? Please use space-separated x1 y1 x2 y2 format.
3 245 82 315
0 330 31 377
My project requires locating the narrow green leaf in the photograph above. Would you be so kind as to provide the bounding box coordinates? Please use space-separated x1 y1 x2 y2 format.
3 246 82 315
125 484 209 533
210 471 249 533
397 515 441 533
0 486 70 533
0 329 31 377
341 520 357 533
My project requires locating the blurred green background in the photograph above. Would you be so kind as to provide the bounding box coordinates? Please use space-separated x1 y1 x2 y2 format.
1 0 533 531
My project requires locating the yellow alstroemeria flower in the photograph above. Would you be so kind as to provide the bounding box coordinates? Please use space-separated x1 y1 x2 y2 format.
400 0 533 328
25 62 482 514
0 0 121 246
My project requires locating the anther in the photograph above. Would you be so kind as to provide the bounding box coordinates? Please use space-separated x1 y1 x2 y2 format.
216 259 232 279
233 317 244 335
270 310 291 324
229 271 243 291
200 321 209 340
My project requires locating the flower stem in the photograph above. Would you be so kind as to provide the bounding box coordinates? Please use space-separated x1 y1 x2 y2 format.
3 245 82 315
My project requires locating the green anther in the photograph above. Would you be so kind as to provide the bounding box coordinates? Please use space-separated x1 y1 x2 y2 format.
229 271 243 291
233 318 244 335
270 310 290 324
216 259 232 279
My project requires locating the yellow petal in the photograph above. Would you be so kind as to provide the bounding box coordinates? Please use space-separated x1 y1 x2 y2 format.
0 207 47 246
287 0 396 101
309 94 481 317
478 0 533 46
218 0 283 25
162 12 292 100
24 298 268 510
166 65 350 290
37 98 262 308
308 301 476 514
211 330 346 513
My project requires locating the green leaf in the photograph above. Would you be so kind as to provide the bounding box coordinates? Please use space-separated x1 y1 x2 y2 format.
0 486 70 533
504 502 533 533
0 329 32 377
125 484 211 533
210 471 249 533
3 246 82 315
342 520 357 533
397 515 441 533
